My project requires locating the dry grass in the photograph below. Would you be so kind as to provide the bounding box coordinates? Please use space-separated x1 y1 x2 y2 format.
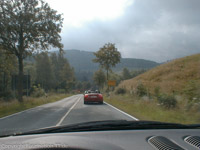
119 53 200 95
105 94 200 124
0 93 71 118
112 54 200 124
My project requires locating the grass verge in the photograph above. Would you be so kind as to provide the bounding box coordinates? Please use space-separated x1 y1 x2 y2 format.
0 93 72 118
104 94 200 124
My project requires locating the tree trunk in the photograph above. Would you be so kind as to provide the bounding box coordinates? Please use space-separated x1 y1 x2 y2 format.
18 56 24 102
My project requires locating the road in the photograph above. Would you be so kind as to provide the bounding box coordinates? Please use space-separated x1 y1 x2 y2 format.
0 94 137 136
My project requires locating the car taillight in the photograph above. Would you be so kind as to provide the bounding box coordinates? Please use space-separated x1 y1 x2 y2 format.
98 94 103 98
84 95 88 99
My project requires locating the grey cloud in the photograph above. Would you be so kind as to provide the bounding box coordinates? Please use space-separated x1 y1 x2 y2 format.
61 0 200 62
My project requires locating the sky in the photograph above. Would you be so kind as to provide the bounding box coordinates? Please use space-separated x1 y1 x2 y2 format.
47 0 200 62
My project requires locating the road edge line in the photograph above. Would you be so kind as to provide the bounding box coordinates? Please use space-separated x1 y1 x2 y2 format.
0 95 78 120
104 102 139 121
56 97 81 126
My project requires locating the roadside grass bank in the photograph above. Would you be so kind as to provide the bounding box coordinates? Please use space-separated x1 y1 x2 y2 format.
104 94 200 124
0 93 72 118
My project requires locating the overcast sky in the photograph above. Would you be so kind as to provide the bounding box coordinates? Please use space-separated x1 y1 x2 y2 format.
47 0 200 62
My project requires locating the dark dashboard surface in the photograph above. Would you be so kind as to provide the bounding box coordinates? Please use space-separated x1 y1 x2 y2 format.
0 129 199 150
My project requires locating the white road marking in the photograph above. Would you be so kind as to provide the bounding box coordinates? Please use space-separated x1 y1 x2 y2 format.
104 102 139 121
56 97 81 126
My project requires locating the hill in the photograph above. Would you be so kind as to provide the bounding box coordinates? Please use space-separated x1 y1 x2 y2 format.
26 49 159 81
118 53 200 98
63 49 159 72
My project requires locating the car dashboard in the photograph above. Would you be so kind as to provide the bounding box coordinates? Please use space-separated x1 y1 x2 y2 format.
0 129 199 150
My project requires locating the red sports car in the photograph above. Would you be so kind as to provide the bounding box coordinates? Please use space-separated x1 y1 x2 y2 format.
84 90 103 104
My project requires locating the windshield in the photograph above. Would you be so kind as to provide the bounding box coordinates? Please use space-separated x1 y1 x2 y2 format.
0 0 200 136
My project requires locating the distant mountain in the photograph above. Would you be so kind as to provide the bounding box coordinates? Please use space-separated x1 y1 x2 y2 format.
25 49 159 81
63 49 159 73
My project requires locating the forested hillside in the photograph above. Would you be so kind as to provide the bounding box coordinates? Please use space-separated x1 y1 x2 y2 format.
23 49 159 82
63 49 159 72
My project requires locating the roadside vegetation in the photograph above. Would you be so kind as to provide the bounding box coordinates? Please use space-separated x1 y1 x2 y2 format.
0 0 199 124
104 94 200 124
0 50 76 99
0 0 64 102
0 93 71 118
119 54 200 98
105 54 200 124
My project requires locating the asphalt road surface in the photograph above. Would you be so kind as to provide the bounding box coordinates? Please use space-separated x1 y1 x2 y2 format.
0 94 138 136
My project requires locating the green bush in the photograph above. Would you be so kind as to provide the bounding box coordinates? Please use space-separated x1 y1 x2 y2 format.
0 90 15 101
115 88 126 95
157 94 177 109
184 80 200 103
31 85 45 98
136 83 147 96
57 89 66 93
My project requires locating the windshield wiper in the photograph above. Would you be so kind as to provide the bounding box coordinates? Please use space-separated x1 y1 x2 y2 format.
1 120 200 138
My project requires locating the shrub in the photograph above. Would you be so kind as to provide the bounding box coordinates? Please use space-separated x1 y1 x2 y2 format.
0 90 15 101
157 93 177 109
115 88 126 95
57 89 66 93
154 86 160 97
31 85 45 98
184 80 200 103
136 83 147 97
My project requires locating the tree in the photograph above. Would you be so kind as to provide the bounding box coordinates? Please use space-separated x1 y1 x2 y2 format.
35 52 54 91
122 68 131 80
50 52 75 91
0 0 63 101
50 53 60 89
93 43 121 81
0 48 17 99
108 72 121 85
59 63 75 91
131 69 147 78
93 69 106 89
76 82 82 91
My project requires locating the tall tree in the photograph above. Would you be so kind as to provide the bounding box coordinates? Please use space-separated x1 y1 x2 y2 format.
50 52 75 91
93 43 121 81
0 0 63 101
35 52 53 91
82 81 91 90
0 48 17 97
50 53 59 89
59 63 75 91
93 69 106 90
122 68 131 80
